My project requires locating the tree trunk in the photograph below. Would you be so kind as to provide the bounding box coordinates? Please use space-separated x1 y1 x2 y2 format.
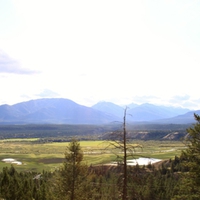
122 108 127 200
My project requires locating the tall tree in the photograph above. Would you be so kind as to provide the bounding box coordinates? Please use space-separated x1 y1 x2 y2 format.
107 107 141 200
173 113 200 200
122 108 128 200
56 139 89 200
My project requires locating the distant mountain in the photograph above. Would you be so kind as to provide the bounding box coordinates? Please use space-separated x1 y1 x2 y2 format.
92 101 124 118
154 110 200 124
92 102 191 121
91 102 192 123
126 103 191 122
0 98 120 124
0 98 196 124
127 103 138 109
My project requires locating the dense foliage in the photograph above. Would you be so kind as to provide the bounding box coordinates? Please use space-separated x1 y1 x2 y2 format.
0 166 53 200
0 156 183 199
0 124 188 141
172 113 200 200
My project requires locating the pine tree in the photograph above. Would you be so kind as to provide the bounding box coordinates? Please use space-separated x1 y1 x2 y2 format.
172 113 200 199
0 167 11 199
56 139 90 200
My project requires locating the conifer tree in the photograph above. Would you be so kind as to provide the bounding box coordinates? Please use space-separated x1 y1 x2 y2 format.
56 139 89 200
0 167 11 199
173 113 200 199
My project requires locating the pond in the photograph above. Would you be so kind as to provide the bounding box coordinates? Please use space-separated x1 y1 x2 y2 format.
127 157 162 166
2 158 22 165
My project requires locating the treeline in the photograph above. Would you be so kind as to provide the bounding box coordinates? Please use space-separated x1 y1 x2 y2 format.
0 124 120 139
0 160 180 200
0 166 52 200
0 124 188 141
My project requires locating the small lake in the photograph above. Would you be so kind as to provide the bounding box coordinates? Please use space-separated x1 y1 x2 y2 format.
111 157 162 166
2 158 22 165
127 157 162 166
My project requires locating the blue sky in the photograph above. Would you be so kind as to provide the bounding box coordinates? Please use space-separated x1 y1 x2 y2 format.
0 0 200 109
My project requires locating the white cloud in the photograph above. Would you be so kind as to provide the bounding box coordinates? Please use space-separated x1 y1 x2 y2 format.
36 89 60 98
0 50 39 74
0 0 200 109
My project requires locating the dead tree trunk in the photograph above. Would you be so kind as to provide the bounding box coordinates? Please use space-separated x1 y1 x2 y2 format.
107 107 141 200
122 108 128 200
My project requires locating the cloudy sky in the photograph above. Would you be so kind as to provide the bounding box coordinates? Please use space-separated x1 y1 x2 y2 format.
0 0 200 109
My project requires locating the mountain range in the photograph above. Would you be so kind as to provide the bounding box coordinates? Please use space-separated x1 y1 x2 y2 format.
0 98 198 124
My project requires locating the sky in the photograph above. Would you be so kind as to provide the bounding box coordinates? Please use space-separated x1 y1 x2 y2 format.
0 0 200 109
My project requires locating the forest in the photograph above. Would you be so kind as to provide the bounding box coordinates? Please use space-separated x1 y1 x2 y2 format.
0 123 189 140
0 115 199 199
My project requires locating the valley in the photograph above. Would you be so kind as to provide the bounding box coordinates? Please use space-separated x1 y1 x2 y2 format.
0 123 188 172
0 138 185 172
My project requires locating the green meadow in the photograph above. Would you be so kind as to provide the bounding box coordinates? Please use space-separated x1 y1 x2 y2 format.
0 139 186 172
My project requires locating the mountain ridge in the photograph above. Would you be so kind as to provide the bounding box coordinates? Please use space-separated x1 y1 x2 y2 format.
0 98 197 124
0 98 120 124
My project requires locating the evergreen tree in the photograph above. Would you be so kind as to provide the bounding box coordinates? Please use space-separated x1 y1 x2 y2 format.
0 167 11 199
55 139 90 200
172 113 200 199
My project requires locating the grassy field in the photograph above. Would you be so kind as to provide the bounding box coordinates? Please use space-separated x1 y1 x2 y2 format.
0 139 186 172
